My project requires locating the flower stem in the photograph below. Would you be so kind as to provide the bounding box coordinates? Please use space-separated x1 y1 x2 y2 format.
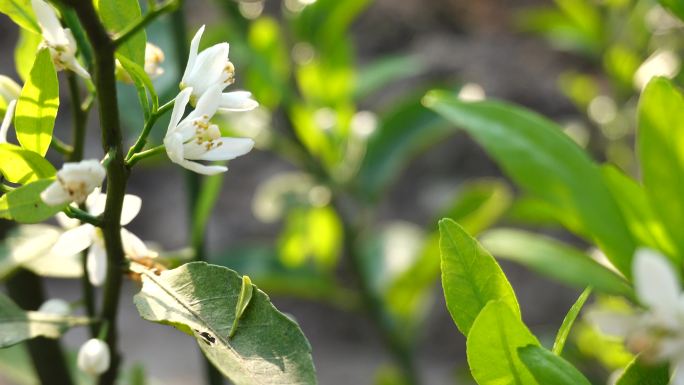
64 205 103 226
66 72 90 162
126 145 166 167
113 0 179 47
64 1 129 384
125 98 174 162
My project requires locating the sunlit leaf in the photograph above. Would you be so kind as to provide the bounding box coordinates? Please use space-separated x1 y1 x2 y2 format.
425 90 636 275
15 48 59 156
95 0 145 66
552 288 591 355
440 218 519 335
0 0 40 35
518 345 592 385
467 300 539 385
480 229 633 298
14 28 41 82
0 179 67 223
0 292 90 348
278 206 342 270
132 262 317 385
0 143 55 184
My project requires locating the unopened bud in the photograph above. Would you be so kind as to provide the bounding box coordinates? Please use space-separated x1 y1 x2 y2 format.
38 299 70 316
77 339 110 376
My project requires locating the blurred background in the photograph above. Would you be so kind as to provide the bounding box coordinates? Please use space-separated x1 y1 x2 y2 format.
1 0 682 383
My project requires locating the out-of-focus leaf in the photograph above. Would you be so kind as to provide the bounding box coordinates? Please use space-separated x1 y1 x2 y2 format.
0 0 40 35
0 292 90 348
518 345 592 385
481 229 633 298
246 17 290 109
15 48 59 156
604 45 641 93
615 358 669 385
516 7 599 55
467 300 539 385
278 206 342 270
95 0 145 66
14 29 41 82
292 0 371 50
132 262 317 385
425 91 636 275
440 219 519 335
0 224 82 280
552 288 591 355
0 179 67 223
659 0 684 22
355 55 424 100
191 171 224 249
0 143 56 184
505 196 564 227
637 77 684 264
356 92 452 199
602 165 676 257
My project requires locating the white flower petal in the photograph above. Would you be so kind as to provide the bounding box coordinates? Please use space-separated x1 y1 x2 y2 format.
585 309 638 338
634 248 681 310
66 56 91 80
31 0 68 46
673 360 684 385
40 180 70 206
186 84 222 122
55 211 81 229
85 189 106 216
218 91 258 112
121 228 149 259
51 224 95 257
0 99 17 143
120 194 142 226
180 159 228 175
0 75 22 102
185 43 230 96
182 25 205 86
167 88 193 136
87 243 107 287
197 137 254 161
164 132 185 165
39 298 70 316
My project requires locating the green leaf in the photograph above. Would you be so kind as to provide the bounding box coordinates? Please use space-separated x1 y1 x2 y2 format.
466 300 539 385
0 143 56 184
552 288 591 355
0 179 67 223
95 0 145 66
354 55 425 100
15 48 59 156
0 292 90 348
357 92 452 199
659 0 684 22
480 229 633 298
615 358 669 385
245 17 290 109
14 28 41 82
439 218 519 335
229 275 254 338
425 91 636 275
191 172 224 251
132 262 317 385
637 77 684 264
116 53 159 116
0 0 40 35
602 165 676 257
518 345 592 385
278 206 342 270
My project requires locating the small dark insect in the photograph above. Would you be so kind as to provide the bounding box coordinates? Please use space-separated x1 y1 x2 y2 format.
198 330 216 345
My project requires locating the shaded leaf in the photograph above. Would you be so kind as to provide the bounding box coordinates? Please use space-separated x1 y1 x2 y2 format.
615 358 669 385
132 261 317 385
1 179 67 223
95 0 145 66
518 345 592 385
440 218 519 335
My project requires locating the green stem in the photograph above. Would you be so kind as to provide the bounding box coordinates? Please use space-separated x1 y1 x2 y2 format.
170 4 223 384
66 72 89 162
113 0 179 46
64 206 102 226
126 145 166 167
51 136 74 156
125 99 174 161
65 2 129 384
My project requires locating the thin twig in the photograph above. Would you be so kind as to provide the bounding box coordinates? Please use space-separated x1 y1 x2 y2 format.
113 0 179 47
125 145 165 167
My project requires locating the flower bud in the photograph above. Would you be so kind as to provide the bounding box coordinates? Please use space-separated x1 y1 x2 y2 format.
38 298 70 316
41 159 106 206
77 339 110 376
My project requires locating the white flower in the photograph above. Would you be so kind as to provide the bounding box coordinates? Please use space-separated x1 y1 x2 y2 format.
41 160 106 206
144 42 165 79
180 25 258 112
0 99 17 143
77 339 110 376
38 298 70 316
588 248 684 384
0 75 21 103
31 0 90 79
163 86 254 175
50 189 151 286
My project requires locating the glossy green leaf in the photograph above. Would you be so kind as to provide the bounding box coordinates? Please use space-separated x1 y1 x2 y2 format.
0 0 40 35
440 218 519 335
637 77 684 263
425 91 635 275
552 288 591 355
14 28 41 82
15 48 59 156
466 300 539 385
0 179 67 223
95 0 145 66
518 345 592 385
615 358 669 385
480 229 633 298
357 92 452 199
132 262 317 385
0 143 56 184
0 292 90 348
